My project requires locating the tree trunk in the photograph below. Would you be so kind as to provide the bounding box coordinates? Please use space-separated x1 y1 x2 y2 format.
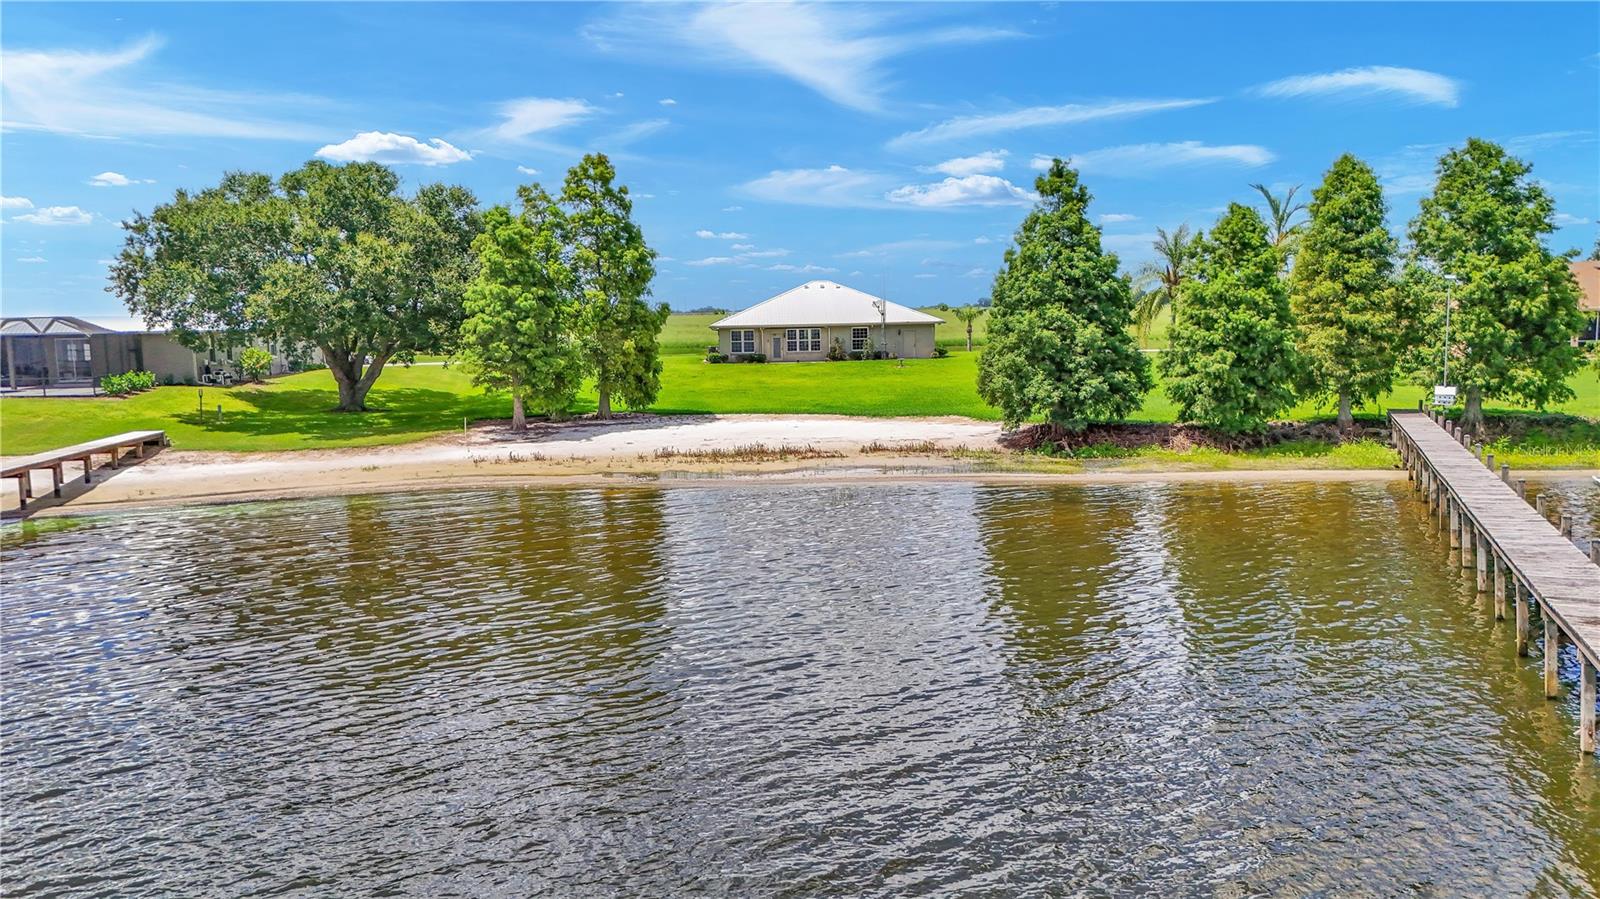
1337 393 1353 434
322 346 389 412
966 324 973 352
596 387 612 419
1461 386 1484 436
511 394 527 432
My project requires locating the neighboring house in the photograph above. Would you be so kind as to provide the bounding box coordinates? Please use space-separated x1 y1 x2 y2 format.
1571 260 1599 344
709 280 942 361
0 315 295 389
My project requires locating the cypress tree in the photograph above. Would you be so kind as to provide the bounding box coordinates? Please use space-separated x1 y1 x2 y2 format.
977 159 1152 430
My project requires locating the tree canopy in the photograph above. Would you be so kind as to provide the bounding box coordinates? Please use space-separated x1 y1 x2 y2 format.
561 154 665 418
977 159 1152 430
1407 138 1586 431
1290 154 1403 430
457 185 582 429
1161 203 1299 433
112 160 480 412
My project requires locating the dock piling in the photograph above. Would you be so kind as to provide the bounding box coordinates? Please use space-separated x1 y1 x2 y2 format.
1475 536 1489 592
1583 661 1596 754
1516 582 1531 657
1545 618 1562 698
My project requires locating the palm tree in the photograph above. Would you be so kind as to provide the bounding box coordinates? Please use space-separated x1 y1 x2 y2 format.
953 304 986 351
1250 182 1308 263
1132 224 1199 345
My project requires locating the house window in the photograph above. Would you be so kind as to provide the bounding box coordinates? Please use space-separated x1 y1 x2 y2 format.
851 327 869 351
730 330 755 354
785 328 821 352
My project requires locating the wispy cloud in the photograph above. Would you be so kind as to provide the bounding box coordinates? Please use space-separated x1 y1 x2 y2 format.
11 205 95 226
516 165 541 176
740 164 892 208
1044 141 1275 176
768 262 837 273
696 229 751 239
1 196 35 209
686 256 737 267
0 36 328 140
1553 212 1594 227
87 171 154 187
837 238 965 258
924 150 1008 176
606 118 670 146
887 174 1036 208
17 256 47 263
315 132 472 166
482 97 596 142
585 3 1020 112
1099 213 1139 224
659 98 678 106
889 98 1214 149
1255 66 1461 107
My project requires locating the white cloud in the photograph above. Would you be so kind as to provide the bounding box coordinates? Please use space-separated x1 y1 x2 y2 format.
914 273 937 279
88 171 153 187
315 132 472 166
730 243 755 250
925 150 1008 176
17 256 47 263
963 267 987 278
886 174 1036 208
741 249 790 258
740 164 891 207
889 98 1214 148
722 205 743 212
11 206 94 226
837 238 964 258
608 118 670 145
1255 66 1460 107
586 3 1019 112
769 263 837 273
0 36 327 140
1 196 34 209
696 229 750 239
1553 212 1593 227
659 98 678 106
972 236 994 244
686 256 737 267
1061 141 1275 175
516 165 541 176
1099 213 1139 224
484 97 596 141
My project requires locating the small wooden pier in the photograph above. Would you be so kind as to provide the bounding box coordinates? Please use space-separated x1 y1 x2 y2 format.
1390 409 1598 755
2 430 167 511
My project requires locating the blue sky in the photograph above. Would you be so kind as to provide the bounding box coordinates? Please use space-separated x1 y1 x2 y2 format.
3 2 1597 316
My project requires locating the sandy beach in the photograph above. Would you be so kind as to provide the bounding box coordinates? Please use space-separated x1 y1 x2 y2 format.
0 413 1429 516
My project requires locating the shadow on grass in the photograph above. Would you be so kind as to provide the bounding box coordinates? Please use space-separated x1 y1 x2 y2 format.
182 388 507 443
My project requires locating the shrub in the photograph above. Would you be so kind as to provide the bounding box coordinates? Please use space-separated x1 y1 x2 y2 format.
706 351 729 364
932 346 949 358
826 340 848 361
99 370 156 396
239 347 273 382
743 352 767 363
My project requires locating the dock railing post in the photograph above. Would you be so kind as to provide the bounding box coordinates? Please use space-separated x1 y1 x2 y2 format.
1484 451 1494 471
1516 479 1526 500
1544 618 1561 698
1516 582 1531 657
1582 660 1596 754
1536 494 1547 518
1559 514 1572 538
1500 463 1510 484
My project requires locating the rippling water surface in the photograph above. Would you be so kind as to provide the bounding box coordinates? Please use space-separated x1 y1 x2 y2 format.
3 480 1598 896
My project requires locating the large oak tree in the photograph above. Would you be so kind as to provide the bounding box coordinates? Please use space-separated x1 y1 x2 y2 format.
112 160 480 412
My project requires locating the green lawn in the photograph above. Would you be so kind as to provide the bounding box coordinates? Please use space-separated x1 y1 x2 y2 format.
3 350 1595 459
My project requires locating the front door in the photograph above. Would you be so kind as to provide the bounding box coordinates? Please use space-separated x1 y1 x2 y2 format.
771 335 782 360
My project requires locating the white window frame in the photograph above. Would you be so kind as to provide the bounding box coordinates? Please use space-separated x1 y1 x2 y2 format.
850 327 869 351
730 330 755 354
785 328 821 352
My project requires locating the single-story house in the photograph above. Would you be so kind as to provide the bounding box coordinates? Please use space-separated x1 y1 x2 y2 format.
709 280 942 361
1571 260 1599 344
0 315 295 389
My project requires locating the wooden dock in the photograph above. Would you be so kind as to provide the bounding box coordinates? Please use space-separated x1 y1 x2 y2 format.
2 430 167 510
1391 409 1598 755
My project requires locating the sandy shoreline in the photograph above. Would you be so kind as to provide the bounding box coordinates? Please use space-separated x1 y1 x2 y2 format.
2 412 1583 518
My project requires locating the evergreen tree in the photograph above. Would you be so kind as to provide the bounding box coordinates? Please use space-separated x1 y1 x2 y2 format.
561 153 666 418
1407 138 1586 432
977 159 1152 430
1290 154 1402 431
1161 203 1298 433
458 185 582 430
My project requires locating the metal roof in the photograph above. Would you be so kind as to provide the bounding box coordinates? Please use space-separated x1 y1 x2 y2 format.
711 281 943 329
0 315 160 336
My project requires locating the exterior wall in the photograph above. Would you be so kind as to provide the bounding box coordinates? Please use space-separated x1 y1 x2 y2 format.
712 323 938 360
141 335 204 383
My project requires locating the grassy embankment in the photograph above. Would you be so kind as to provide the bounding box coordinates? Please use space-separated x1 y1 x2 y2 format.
2 338 1595 470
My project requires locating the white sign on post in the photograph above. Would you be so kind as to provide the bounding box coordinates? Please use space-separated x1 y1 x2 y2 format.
1432 385 1458 407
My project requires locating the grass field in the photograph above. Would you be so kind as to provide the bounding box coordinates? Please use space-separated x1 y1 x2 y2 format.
3 350 1595 464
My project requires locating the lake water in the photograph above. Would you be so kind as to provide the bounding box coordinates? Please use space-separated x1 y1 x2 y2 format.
3 480 1598 896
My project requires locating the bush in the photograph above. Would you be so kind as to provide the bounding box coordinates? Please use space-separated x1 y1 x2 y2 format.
826 340 848 361
932 346 949 358
239 347 273 382
100 370 156 396
706 351 729 364
743 353 767 363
